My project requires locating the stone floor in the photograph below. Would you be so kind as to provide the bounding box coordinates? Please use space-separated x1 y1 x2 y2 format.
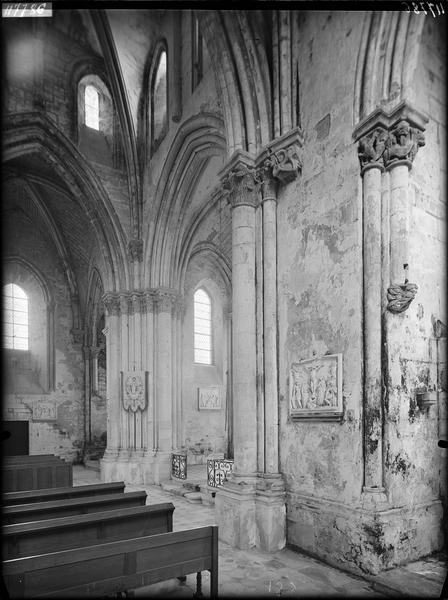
73 465 447 598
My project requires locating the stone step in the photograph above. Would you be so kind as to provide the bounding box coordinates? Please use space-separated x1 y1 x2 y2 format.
84 459 100 471
183 492 203 504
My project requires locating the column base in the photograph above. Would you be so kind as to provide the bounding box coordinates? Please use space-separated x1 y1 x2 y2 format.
286 489 443 575
215 473 286 552
100 449 172 485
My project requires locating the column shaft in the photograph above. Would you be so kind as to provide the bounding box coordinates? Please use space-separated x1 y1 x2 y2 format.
262 198 279 474
105 315 120 454
156 308 173 452
389 164 410 284
232 204 258 474
362 166 384 490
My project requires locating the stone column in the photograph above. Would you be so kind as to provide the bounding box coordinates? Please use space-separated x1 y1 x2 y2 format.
100 294 120 480
255 130 302 551
215 151 259 549
384 118 426 307
153 288 178 482
353 102 427 505
227 158 258 474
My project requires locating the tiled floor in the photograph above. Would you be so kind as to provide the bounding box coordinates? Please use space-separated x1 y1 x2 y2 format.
73 466 447 598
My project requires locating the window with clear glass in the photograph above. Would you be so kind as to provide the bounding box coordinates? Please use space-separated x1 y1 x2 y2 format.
192 14 203 91
151 49 167 150
85 84 100 130
194 288 212 364
3 283 29 350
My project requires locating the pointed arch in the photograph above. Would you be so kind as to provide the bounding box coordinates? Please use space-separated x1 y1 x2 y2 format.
143 112 227 288
3 112 129 291
199 10 272 155
354 11 426 124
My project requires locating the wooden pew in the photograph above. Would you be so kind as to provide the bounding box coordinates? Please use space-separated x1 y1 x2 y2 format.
3 455 72 492
3 525 219 598
3 481 126 506
3 491 147 525
4 455 56 463
3 503 175 559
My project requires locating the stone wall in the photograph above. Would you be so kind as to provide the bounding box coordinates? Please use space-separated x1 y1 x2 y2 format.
277 9 364 537
181 256 230 463
3 182 85 463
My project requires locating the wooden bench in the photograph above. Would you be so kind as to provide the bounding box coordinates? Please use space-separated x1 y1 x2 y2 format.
3 525 218 598
3 481 126 506
4 454 57 463
3 502 175 559
3 491 147 525
3 455 73 492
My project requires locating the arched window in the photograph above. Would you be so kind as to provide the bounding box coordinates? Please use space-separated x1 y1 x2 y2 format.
191 13 203 91
194 288 212 364
3 283 29 350
151 49 167 152
84 84 99 130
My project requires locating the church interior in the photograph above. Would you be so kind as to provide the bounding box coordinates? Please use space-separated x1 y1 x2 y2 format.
2 6 447 596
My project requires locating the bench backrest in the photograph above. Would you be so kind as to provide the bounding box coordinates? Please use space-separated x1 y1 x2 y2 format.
4 455 58 463
3 491 147 524
3 481 126 506
3 459 72 492
3 502 175 559
3 525 218 598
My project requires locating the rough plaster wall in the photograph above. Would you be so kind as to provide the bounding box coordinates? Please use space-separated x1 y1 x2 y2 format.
383 17 447 509
182 261 229 461
3 191 85 463
277 12 364 513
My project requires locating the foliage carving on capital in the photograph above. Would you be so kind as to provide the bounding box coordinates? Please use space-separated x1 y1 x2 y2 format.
142 291 155 313
103 292 121 316
222 163 258 209
155 290 178 313
383 121 425 169
358 128 388 172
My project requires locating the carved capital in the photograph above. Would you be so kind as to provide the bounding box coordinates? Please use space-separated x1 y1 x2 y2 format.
155 288 179 314
256 128 303 187
222 164 257 209
383 120 425 169
357 127 388 173
219 151 257 209
103 292 121 316
353 101 428 175
129 292 143 315
142 291 155 313
269 143 302 184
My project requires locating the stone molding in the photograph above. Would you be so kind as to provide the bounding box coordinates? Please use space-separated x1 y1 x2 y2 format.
220 130 303 207
353 101 428 175
128 238 143 263
102 288 183 316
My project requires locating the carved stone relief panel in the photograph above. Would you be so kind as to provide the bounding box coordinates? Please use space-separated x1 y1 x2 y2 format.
289 354 343 420
32 401 57 421
198 386 222 410
121 371 148 412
